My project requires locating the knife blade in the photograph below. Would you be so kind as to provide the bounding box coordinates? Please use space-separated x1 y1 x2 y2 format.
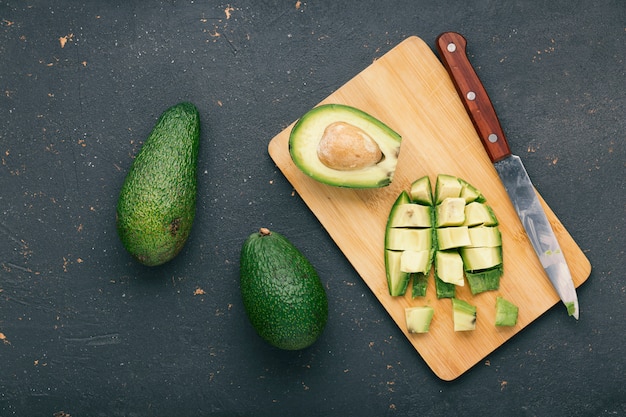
435 31 579 319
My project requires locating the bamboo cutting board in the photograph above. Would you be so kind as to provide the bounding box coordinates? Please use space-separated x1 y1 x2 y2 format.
267 36 591 380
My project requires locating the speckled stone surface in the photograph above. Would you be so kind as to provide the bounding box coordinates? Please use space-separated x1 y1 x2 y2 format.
0 1 624 416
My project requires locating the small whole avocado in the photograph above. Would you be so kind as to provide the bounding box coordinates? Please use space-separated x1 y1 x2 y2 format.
289 104 402 188
116 102 200 266
240 228 328 350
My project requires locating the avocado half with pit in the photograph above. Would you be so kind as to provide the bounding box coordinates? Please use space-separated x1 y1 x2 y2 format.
288 104 402 188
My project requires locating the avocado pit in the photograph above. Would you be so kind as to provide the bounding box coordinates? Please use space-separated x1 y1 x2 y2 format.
316 121 383 171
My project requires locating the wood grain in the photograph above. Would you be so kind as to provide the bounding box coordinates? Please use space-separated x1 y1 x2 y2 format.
267 36 591 380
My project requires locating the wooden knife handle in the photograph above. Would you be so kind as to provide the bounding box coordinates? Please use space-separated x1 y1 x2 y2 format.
436 32 511 162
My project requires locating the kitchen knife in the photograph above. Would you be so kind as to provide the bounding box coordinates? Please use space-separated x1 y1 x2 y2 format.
435 32 579 319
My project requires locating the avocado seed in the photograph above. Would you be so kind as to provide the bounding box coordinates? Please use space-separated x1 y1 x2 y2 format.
316 121 383 171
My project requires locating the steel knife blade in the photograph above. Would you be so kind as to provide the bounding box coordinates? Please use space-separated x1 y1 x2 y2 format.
435 32 579 319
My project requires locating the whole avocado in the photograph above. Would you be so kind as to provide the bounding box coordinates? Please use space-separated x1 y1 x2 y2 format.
116 102 200 266
240 228 328 350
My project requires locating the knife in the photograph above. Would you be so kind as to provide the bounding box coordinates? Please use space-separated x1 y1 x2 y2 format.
435 32 579 319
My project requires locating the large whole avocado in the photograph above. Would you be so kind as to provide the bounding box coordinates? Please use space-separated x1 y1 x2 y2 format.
240 228 328 350
116 102 200 266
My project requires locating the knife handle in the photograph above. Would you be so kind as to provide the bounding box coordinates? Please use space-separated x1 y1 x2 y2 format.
436 32 511 162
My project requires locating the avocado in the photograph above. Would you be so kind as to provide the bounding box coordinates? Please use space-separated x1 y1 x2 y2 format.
495 296 518 326
240 228 328 350
405 306 434 333
452 298 477 331
116 102 200 266
289 104 402 188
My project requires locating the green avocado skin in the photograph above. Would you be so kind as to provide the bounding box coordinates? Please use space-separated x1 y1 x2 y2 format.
116 102 200 266
240 229 328 350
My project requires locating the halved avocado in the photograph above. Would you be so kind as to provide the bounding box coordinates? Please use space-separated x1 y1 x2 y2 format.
288 104 402 188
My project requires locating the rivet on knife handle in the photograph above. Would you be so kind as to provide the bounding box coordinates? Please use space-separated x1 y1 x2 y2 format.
436 32 511 163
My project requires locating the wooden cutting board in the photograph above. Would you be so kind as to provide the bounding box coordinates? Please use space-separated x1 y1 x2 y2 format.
267 36 591 380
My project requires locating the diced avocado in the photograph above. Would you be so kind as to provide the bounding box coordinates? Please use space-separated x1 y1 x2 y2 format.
460 246 503 271
409 176 433 206
385 250 411 296
389 204 432 228
436 197 466 227
495 296 518 326
386 228 432 252
463 202 498 227
384 173 504 301
435 250 465 286
435 174 462 204
452 298 477 331
467 226 502 247
400 250 431 274
385 191 432 297
405 306 435 333
458 178 485 203
466 266 503 294
436 226 471 250
289 104 402 188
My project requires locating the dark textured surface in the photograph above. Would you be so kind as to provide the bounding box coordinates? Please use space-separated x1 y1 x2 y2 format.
0 1 624 416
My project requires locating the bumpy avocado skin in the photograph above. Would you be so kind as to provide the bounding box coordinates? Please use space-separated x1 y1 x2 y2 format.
116 102 200 266
240 229 328 350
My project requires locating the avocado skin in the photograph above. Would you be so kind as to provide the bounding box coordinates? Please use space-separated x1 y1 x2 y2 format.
116 102 200 266
240 229 328 350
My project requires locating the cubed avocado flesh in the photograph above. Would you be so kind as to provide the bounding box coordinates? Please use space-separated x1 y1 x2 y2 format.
467 226 502 247
384 174 504 306
409 176 433 206
435 174 462 204
452 298 477 331
459 246 503 271
458 178 486 203
436 197 467 227
289 104 402 188
464 202 498 227
495 296 518 326
405 306 435 333
437 226 471 250
388 204 432 228
400 250 431 274
435 250 465 286
386 228 433 252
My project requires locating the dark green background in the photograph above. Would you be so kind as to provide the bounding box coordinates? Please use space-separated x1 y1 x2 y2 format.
1 1 624 416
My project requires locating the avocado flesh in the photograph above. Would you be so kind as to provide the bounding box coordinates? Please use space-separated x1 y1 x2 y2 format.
116 102 200 266
435 250 465 286
289 104 402 188
240 228 328 350
405 306 434 333
452 298 477 331
436 197 466 227
495 296 518 326
388 204 432 228
435 174 462 204
410 176 433 205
